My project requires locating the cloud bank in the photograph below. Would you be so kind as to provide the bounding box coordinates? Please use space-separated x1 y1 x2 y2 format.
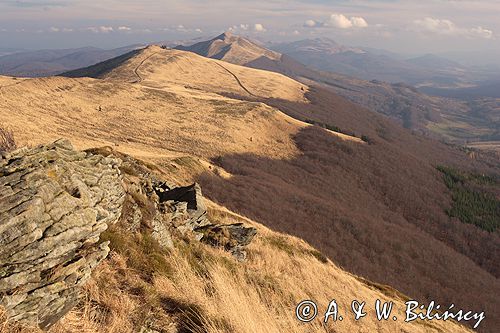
414 17 493 39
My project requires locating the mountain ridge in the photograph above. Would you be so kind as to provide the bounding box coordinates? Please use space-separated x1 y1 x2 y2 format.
178 33 500 147
1 43 499 331
176 31 281 65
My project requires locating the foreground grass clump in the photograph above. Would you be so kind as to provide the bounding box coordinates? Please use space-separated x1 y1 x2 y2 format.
437 165 500 232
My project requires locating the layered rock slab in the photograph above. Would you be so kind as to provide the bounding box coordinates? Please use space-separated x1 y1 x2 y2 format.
0 139 124 329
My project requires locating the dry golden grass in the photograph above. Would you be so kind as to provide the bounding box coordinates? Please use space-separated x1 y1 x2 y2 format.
99 46 307 102
0 309 41 333
40 201 472 333
0 74 302 160
0 125 16 153
0 47 471 333
0 46 360 166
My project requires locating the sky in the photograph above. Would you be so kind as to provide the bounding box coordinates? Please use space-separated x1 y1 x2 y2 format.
0 0 499 64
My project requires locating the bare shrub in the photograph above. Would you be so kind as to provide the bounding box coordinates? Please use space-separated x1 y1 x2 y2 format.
0 126 16 154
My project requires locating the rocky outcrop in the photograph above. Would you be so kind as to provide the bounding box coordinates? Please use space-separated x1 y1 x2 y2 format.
153 182 256 260
0 141 256 330
98 148 257 261
155 183 211 235
0 139 125 330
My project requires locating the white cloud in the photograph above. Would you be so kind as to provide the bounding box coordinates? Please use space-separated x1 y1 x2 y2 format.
351 17 368 28
85 26 114 33
304 19 320 28
293 30 300 35
329 13 369 29
470 26 493 39
176 24 191 32
47 27 73 33
414 17 457 35
118 26 131 31
254 23 266 32
305 13 368 29
229 23 266 33
99 26 113 33
329 13 354 29
414 17 493 39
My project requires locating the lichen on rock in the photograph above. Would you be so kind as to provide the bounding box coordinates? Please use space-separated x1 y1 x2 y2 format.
0 139 125 330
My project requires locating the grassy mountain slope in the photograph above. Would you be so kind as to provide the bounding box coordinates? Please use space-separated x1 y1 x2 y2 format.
1 46 499 331
0 154 473 332
179 34 500 147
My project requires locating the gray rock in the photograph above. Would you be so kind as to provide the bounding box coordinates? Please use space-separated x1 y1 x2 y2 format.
148 178 256 260
195 223 257 261
0 139 124 330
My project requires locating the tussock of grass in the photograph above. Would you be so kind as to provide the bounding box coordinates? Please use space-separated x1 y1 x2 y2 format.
264 235 328 264
99 226 174 281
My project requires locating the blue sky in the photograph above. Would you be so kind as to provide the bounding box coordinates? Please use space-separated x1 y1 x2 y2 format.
0 0 498 63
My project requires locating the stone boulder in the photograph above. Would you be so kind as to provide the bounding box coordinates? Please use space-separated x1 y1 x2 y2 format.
196 223 257 261
153 182 256 260
0 139 125 329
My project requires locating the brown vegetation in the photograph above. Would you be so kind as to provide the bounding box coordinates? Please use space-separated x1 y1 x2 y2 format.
0 308 40 333
199 87 500 332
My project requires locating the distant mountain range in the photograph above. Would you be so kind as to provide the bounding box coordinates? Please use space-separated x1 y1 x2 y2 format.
420 79 500 99
176 33 500 144
0 44 144 77
0 47 24 57
269 37 499 89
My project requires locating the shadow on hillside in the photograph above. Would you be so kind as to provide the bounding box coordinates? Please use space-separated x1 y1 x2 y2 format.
198 124 500 332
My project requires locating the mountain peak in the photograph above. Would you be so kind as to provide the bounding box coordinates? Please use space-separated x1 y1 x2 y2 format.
216 31 234 40
176 32 281 65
